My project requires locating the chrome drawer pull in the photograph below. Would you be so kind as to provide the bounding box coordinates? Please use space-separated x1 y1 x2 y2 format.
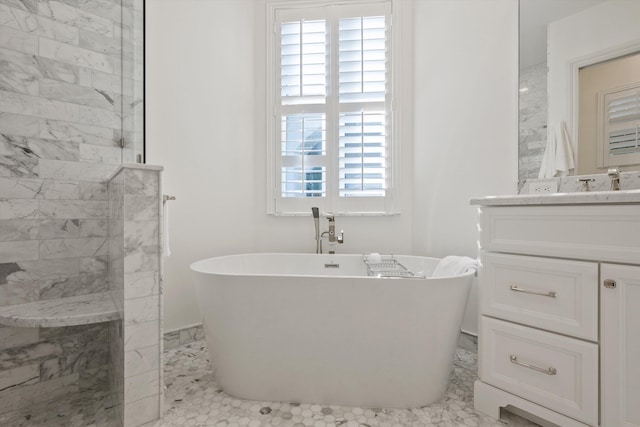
510 285 557 298
510 355 557 375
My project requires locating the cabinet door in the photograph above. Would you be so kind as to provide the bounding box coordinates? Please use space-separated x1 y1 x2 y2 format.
601 264 640 427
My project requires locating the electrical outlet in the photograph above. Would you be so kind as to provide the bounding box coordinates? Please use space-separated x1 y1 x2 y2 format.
529 181 558 194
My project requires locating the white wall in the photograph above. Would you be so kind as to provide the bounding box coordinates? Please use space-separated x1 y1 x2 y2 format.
147 0 518 334
147 0 415 331
147 0 259 329
412 0 518 333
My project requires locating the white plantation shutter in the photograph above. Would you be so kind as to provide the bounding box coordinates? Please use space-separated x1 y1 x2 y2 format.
599 85 640 167
338 111 386 196
280 19 326 103
338 16 387 104
338 14 387 198
269 1 396 214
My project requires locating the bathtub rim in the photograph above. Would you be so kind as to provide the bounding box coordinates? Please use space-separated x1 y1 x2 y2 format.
190 252 476 280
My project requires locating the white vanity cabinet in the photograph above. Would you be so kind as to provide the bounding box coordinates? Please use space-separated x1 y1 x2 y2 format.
470 193 640 427
600 264 640 427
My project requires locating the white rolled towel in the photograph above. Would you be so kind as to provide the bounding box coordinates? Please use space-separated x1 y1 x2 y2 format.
432 256 478 278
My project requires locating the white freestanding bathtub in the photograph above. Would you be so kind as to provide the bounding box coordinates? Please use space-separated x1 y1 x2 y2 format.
190 253 474 409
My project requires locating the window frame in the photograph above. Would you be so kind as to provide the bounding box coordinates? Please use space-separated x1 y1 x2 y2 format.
264 0 407 216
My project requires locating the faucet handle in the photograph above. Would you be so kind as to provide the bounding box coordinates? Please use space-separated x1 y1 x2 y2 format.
337 230 344 244
325 213 335 221
577 178 595 192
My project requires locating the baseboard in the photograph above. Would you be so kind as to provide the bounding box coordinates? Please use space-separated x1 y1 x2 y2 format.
163 323 204 350
164 324 479 353
457 329 478 352
460 329 478 337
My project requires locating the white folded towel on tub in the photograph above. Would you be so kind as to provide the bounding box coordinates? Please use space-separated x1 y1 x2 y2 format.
432 256 479 278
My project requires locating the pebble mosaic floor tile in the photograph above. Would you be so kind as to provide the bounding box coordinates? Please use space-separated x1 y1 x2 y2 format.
159 340 541 427
0 339 541 426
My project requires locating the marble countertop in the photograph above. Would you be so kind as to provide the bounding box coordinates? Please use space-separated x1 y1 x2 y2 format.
470 189 640 206
0 292 120 328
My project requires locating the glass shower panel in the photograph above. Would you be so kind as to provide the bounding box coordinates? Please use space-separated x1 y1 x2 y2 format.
121 0 145 163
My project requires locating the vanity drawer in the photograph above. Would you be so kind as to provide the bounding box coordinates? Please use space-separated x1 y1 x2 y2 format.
480 252 598 341
479 317 598 426
478 204 640 264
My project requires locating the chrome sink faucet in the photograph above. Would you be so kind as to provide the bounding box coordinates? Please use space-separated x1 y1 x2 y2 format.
608 168 621 191
311 207 344 254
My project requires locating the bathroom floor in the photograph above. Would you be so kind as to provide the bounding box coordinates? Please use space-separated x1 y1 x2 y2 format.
159 341 540 427
0 340 541 427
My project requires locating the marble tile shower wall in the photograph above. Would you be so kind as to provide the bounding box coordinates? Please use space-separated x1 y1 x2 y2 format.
0 322 111 414
108 165 163 427
518 62 547 191
109 170 125 425
0 0 140 417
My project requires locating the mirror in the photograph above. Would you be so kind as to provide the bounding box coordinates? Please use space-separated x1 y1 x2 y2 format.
518 0 640 189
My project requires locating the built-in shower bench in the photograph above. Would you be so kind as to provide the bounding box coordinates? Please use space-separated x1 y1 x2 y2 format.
0 292 120 327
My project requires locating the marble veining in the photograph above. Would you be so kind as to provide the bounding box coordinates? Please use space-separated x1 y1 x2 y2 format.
0 326 39 349
38 159 118 181
2 0 39 14
0 219 39 241
38 271 109 299
37 218 108 239
40 78 116 110
0 89 81 122
38 0 116 37
522 171 640 194
0 199 39 219
472 188 640 206
1 3 80 45
0 25 39 54
2 258 79 283
163 324 206 351
519 62 547 190
39 236 108 259
108 164 163 426
1 0 145 420
40 118 118 146
0 291 119 327
0 240 39 262
0 46 41 96
0 322 111 415
0 373 115 426
0 175 80 199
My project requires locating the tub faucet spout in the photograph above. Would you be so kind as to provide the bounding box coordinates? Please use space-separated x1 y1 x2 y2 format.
322 214 344 254
312 209 344 254
325 215 344 243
